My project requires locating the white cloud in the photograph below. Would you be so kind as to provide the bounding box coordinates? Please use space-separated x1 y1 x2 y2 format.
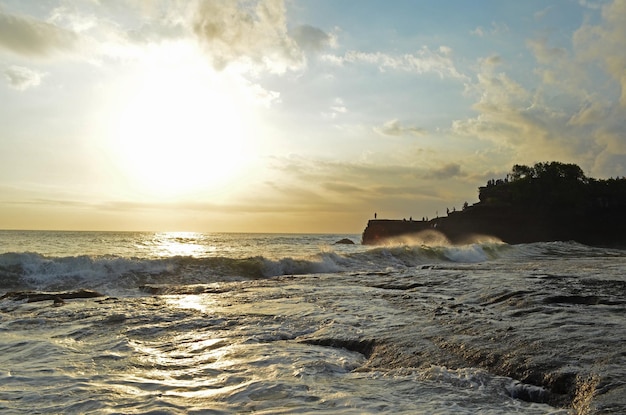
322 97 348 119
330 97 347 113
4 65 44 90
323 46 467 80
48 5 98 33
245 81 282 107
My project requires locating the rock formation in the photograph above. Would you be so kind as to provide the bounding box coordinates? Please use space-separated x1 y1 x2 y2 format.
363 162 626 246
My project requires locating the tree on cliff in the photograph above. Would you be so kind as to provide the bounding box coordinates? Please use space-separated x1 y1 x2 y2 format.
484 162 589 210
510 162 586 183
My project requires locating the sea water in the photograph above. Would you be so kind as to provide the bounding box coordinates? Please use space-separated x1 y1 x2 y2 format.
0 230 624 414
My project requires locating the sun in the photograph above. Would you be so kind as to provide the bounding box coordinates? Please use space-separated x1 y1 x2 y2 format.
107 43 257 199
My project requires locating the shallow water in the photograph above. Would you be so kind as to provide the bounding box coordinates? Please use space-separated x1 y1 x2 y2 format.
1 231 625 413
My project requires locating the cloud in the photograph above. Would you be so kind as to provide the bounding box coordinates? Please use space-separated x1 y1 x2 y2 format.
270 155 467 197
322 181 364 194
323 46 467 80
375 119 426 137
451 0 626 178
245 81 282 107
330 97 347 114
260 155 477 222
426 163 462 180
452 57 573 162
0 10 79 57
526 37 567 65
290 24 335 52
191 0 304 73
4 65 44 90
483 55 503 67
574 0 626 106
322 97 348 119
452 69 572 161
470 21 510 37
534 6 554 20
578 0 604 9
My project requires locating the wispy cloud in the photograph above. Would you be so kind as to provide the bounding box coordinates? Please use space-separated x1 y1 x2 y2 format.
426 163 463 180
578 0 604 10
470 21 509 38
322 46 467 80
375 119 426 137
322 97 348 119
268 155 470 204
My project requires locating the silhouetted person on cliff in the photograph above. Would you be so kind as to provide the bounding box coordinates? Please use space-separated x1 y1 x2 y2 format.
374 212 377 219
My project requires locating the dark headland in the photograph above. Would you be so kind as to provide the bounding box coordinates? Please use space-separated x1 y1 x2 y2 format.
362 162 626 247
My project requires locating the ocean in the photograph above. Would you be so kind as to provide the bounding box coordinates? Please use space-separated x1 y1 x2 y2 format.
0 230 624 414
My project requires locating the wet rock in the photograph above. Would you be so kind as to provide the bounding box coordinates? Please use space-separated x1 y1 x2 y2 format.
299 338 376 358
506 381 552 404
0 289 104 303
334 238 355 245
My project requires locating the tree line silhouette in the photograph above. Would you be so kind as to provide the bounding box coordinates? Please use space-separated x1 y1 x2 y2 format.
479 161 626 211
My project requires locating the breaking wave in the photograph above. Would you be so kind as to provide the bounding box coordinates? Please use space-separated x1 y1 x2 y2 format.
1 241 620 294
0 246 481 293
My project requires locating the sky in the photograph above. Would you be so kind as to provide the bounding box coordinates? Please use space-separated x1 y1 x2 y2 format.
1 0 625 233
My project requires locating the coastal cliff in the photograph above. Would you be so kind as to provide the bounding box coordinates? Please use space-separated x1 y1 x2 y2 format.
362 162 626 246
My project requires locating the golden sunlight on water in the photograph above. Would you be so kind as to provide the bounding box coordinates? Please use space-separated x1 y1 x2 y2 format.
165 294 216 313
150 232 210 258
126 311 239 400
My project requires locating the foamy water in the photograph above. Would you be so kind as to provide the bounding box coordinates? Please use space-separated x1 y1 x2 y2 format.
1 231 625 414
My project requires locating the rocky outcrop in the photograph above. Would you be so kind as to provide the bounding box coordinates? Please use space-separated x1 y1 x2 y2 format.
362 206 626 246
362 162 626 246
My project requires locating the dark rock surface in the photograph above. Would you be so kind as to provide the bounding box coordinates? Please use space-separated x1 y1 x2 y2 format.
0 289 104 303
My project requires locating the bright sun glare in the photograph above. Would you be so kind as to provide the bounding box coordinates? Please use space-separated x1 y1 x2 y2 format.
108 43 257 199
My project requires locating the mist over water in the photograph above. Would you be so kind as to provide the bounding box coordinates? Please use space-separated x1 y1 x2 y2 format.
1 231 625 414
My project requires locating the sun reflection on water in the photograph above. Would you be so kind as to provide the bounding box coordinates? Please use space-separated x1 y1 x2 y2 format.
165 294 214 313
124 308 238 402
149 232 213 258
